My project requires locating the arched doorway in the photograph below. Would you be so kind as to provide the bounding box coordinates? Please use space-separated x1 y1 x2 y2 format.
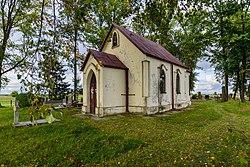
90 73 96 114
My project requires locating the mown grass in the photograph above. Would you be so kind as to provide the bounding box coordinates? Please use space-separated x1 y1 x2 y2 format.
0 100 249 166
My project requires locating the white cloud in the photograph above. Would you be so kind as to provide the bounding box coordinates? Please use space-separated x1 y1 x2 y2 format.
194 60 222 94
0 69 76 95
0 71 21 94
0 47 87 95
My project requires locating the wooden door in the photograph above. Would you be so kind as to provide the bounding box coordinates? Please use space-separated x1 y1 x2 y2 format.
90 74 96 114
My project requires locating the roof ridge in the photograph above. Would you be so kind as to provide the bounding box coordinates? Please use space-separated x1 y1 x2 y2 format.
100 23 187 69
112 23 161 46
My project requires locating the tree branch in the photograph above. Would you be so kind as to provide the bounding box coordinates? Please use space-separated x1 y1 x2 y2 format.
1 0 46 75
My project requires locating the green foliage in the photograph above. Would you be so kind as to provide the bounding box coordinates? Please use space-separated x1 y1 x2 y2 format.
0 1 40 89
83 0 140 48
192 94 197 99
16 93 33 108
38 50 70 99
10 91 18 97
205 95 210 100
203 0 250 101
197 92 202 99
28 96 45 121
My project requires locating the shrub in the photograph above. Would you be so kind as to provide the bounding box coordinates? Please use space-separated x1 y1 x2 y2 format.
15 93 33 108
205 95 210 100
197 92 202 99
10 91 18 97
192 94 197 99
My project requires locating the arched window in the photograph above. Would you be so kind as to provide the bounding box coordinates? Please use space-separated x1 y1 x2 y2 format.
160 69 166 93
176 73 181 94
112 32 118 47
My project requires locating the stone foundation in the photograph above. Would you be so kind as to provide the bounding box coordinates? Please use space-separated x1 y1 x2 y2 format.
81 102 191 117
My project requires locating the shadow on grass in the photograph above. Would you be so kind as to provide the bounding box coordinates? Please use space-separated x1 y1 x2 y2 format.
0 117 145 166
159 105 222 129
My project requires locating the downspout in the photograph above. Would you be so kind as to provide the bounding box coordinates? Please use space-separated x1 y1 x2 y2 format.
97 69 101 116
171 64 175 110
157 66 161 111
125 69 129 112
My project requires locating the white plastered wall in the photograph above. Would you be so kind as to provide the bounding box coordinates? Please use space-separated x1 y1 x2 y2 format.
101 67 126 115
101 28 146 113
173 65 191 109
145 57 173 114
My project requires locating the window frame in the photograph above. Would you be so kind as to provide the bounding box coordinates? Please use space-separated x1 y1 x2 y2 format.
112 32 119 48
176 73 181 94
160 69 166 94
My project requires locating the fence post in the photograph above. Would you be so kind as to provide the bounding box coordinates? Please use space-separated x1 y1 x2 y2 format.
10 100 12 107
14 101 19 124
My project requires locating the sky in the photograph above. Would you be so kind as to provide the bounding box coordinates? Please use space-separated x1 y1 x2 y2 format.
194 60 223 94
0 43 87 95
0 58 224 95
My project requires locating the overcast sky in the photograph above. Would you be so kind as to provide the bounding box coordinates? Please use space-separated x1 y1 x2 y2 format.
194 60 222 94
0 59 224 95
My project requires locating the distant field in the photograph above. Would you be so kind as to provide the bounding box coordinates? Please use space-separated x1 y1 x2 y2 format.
0 94 82 107
0 95 15 107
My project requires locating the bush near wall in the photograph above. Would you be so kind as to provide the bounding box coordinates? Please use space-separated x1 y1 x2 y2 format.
15 93 33 108
205 95 210 100
192 94 197 99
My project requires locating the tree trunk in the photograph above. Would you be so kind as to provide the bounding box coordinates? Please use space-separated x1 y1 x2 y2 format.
240 10 246 102
240 72 245 102
222 86 226 102
233 71 240 100
224 72 228 101
239 76 242 99
233 86 238 100
73 28 77 102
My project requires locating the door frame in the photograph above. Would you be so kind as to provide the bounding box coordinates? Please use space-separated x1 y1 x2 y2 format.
89 72 96 114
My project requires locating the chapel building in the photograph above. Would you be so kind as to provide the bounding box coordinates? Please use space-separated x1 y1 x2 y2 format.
81 23 191 116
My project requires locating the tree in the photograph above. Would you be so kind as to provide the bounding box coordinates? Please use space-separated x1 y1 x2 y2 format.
10 91 18 97
84 0 140 49
132 0 208 91
58 0 90 101
40 56 70 99
231 0 250 102
17 0 70 97
0 0 42 89
204 0 250 102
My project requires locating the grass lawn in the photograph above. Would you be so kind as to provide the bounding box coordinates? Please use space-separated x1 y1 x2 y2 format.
0 100 249 166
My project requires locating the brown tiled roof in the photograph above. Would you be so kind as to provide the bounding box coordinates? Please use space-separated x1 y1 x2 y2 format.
81 49 127 71
100 23 187 69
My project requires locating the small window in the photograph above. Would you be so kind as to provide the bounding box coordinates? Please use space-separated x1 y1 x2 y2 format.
160 69 166 93
112 32 118 47
176 73 181 94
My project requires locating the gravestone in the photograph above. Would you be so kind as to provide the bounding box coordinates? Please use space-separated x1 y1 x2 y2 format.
13 101 19 124
63 98 66 105
68 97 72 104
66 96 68 104
197 92 202 99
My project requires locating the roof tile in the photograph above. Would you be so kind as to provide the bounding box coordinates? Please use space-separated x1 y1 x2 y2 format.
81 49 127 71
